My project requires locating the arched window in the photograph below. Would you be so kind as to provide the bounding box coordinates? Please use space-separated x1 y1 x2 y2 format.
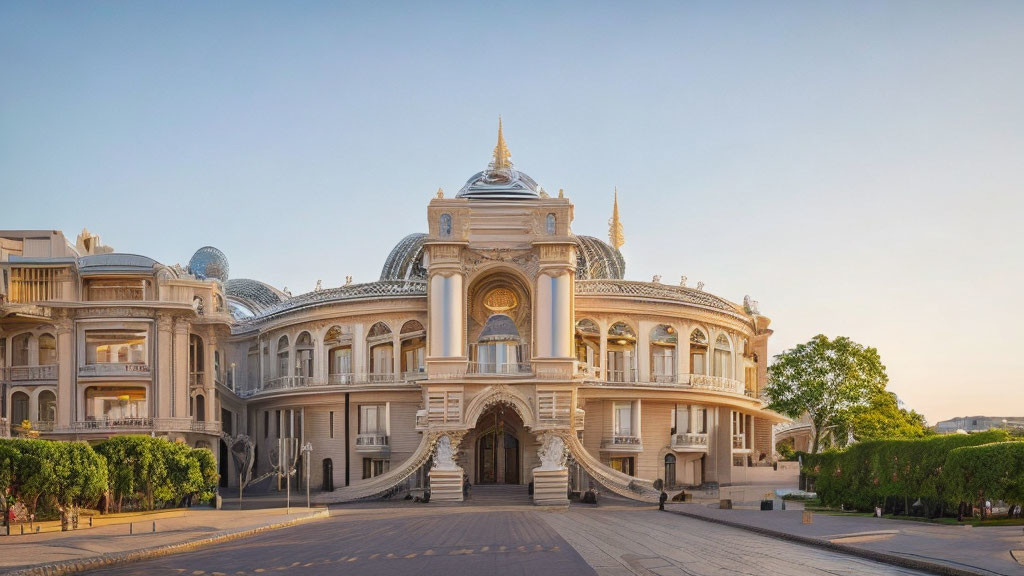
325 325 352 384
195 394 206 422
276 335 290 378
439 213 453 238
189 334 205 378
400 321 426 375
12 333 30 366
649 325 677 382
37 390 56 423
545 213 556 235
689 329 708 375
574 319 601 372
11 391 29 424
366 322 393 379
607 322 637 383
713 334 733 379
38 333 56 365
295 332 313 378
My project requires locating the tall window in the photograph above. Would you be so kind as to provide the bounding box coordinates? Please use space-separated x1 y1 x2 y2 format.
38 334 56 365
545 213 556 235
359 404 386 434
295 332 313 377
11 391 29 424
362 458 390 479
84 386 147 420
613 401 632 436
367 322 393 376
689 329 707 375
37 390 56 422
12 333 30 366
650 325 676 381
439 213 452 238
400 320 426 374
732 411 747 450
714 334 733 379
330 346 352 374
609 456 634 476
606 322 637 383
276 336 289 378
574 319 600 369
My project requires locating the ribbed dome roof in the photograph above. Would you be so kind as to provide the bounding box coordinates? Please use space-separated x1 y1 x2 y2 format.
380 233 428 282
224 278 288 314
574 235 626 280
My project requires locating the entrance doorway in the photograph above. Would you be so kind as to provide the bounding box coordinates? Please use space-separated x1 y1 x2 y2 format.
473 404 523 485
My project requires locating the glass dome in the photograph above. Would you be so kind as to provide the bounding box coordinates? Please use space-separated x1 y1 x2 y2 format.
188 246 230 282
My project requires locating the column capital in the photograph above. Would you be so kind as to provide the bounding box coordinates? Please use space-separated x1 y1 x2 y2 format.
173 317 190 335
157 313 174 331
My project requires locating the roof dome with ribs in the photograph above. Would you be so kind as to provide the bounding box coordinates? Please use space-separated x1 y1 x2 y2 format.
224 278 289 318
573 235 625 280
380 233 428 281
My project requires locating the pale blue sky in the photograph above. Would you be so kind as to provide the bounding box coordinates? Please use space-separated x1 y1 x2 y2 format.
2 2 1022 423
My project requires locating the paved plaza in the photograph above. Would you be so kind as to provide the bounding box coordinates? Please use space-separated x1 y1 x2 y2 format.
77 504 933 576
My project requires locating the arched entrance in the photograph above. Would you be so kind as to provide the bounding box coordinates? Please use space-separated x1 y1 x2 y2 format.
470 403 524 485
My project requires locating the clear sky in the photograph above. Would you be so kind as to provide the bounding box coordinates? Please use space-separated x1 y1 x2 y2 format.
2 1 1022 424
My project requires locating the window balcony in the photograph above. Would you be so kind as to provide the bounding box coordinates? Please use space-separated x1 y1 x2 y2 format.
651 372 677 384
79 363 150 377
70 417 154 431
190 420 223 435
671 432 709 452
1 364 58 382
403 368 428 381
468 343 531 376
355 432 390 453
683 374 745 395
466 361 533 376
328 372 355 385
600 435 643 452
366 373 401 384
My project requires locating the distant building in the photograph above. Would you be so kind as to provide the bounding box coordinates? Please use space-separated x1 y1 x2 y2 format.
934 416 1024 434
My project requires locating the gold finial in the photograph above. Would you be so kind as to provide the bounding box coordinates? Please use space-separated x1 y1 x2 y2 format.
436 187 444 199
490 116 512 170
608 187 625 250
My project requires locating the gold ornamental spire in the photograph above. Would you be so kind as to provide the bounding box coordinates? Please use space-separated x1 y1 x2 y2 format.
608 187 625 250
490 116 512 170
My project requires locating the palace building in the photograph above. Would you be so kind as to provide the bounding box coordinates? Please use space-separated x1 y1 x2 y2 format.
0 122 784 503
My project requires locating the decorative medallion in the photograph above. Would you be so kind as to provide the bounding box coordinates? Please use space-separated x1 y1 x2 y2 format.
483 288 518 313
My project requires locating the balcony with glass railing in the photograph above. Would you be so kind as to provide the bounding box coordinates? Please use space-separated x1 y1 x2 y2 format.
355 432 390 453
467 343 532 376
78 363 150 377
600 434 643 452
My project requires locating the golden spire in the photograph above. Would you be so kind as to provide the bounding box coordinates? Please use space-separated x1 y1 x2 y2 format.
490 116 512 170
608 187 625 250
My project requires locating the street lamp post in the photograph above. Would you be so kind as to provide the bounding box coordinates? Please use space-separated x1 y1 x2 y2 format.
302 442 313 508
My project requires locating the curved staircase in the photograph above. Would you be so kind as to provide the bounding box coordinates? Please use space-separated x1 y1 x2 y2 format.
313 432 436 504
558 431 660 502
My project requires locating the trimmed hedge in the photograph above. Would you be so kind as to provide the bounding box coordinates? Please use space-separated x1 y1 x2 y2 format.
1 436 219 524
801 430 1021 516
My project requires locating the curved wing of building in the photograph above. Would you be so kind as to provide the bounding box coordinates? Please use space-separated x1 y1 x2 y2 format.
0 123 785 504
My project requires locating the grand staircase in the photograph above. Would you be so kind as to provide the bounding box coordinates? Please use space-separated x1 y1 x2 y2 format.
467 484 531 506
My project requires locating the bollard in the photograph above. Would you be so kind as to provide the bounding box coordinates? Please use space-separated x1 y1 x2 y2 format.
152 521 156 533
802 510 813 524
89 516 93 527
129 522 133 535
20 524 24 535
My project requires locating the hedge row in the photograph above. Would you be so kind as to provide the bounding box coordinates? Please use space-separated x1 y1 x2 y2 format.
1 435 218 525
801 430 1024 517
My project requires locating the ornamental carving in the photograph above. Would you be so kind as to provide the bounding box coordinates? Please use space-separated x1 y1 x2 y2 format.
483 288 518 313
431 244 461 262
536 433 568 471
539 245 570 261
77 307 155 319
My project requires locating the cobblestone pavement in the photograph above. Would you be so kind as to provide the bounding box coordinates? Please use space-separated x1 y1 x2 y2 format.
81 505 933 576
542 507 932 576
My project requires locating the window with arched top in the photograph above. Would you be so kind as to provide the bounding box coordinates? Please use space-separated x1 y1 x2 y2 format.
276 335 290 378
366 322 393 378
439 213 453 238
574 319 601 370
11 391 29 424
325 326 352 383
38 390 56 423
189 334 205 376
12 333 30 366
689 329 708 375
295 332 313 377
400 320 426 375
713 334 733 379
664 453 677 489
607 322 637 383
38 333 56 365
650 325 677 382
545 213 556 235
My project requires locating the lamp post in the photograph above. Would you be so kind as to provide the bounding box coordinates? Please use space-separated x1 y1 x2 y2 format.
302 442 313 508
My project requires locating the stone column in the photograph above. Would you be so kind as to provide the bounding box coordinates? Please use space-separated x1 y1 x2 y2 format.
429 272 463 358
205 334 217 423
392 332 402 378
598 326 608 380
173 318 190 419
156 314 174 418
55 314 73 426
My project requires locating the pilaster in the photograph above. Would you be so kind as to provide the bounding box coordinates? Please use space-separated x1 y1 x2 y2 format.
55 313 73 426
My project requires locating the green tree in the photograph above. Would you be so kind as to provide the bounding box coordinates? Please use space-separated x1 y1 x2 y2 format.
836 389 930 445
765 335 887 453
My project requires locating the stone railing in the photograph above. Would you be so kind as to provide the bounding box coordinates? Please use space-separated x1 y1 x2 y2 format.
314 432 435 504
561 431 659 502
0 418 8 438
671 432 709 452
78 363 150 377
355 433 389 451
66 418 154 431
605 368 638 384
240 373 417 398
0 364 58 382
574 408 585 431
190 420 223 434
685 374 745 394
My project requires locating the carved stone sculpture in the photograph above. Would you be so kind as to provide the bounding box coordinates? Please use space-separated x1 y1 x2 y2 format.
536 433 567 471
433 435 459 470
